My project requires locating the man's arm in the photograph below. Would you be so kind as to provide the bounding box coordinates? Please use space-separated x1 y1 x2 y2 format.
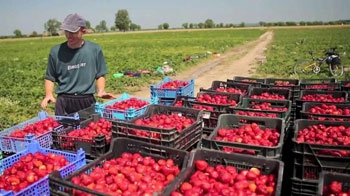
41 79 56 110
96 76 116 99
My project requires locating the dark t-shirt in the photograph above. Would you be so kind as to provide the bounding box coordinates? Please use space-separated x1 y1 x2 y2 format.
45 40 108 95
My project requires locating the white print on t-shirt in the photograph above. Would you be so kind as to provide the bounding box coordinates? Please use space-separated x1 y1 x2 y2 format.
67 63 86 70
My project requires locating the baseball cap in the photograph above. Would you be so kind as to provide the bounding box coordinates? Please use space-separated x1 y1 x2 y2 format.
60 13 86 33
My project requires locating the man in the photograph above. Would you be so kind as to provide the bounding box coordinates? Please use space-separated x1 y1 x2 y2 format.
41 13 115 115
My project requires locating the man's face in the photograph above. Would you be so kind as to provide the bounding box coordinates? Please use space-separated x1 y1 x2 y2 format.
64 28 85 46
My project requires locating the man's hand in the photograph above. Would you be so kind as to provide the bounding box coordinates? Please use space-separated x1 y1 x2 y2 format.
97 91 117 99
41 96 56 110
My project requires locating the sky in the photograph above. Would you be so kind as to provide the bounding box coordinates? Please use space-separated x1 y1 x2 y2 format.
0 0 349 36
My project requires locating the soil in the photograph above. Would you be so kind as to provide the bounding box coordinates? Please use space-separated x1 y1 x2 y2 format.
119 31 274 98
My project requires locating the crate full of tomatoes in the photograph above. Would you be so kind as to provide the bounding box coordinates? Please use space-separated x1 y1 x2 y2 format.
163 149 284 196
291 119 350 181
0 141 86 196
112 104 203 151
202 80 252 96
232 98 291 122
201 114 285 159
0 111 79 153
52 114 112 159
150 77 195 99
300 102 350 121
95 93 158 121
319 171 350 196
299 78 340 91
49 137 189 196
230 76 265 87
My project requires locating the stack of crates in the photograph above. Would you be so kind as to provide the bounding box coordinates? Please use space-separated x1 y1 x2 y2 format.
150 77 195 105
262 78 300 130
290 119 350 196
290 78 350 196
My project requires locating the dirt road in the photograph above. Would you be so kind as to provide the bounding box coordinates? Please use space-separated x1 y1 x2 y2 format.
126 31 273 98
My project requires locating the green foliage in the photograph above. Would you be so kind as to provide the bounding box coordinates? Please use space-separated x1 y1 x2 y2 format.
44 19 61 36
13 29 22 37
257 27 350 80
115 9 131 32
0 29 264 130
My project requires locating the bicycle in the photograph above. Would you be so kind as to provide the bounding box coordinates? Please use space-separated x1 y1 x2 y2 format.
293 47 343 77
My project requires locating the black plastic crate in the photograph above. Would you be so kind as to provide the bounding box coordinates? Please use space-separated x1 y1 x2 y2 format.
237 98 291 122
231 76 265 86
248 87 292 101
290 177 319 196
340 80 350 91
52 114 111 159
300 102 350 121
319 172 350 196
49 137 189 196
201 114 285 158
296 90 348 119
293 119 350 157
292 149 350 181
263 78 300 91
112 104 203 150
163 149 284 196
158 97 176 106
205 80 252 95
299 78 341 91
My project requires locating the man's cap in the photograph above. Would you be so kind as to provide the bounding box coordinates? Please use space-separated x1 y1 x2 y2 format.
60 13 86 33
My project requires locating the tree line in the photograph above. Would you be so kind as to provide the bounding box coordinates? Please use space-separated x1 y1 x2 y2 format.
3 9 350 39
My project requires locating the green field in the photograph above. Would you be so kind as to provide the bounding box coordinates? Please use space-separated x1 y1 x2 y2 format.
256 27 350 79
1 27 350 130
0 29 265 130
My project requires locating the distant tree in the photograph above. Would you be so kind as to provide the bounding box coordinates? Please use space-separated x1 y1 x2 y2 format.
115 9 131 31
163 23 169 29
44 19 61 36
29 31 38 37
158 24 163 30
204 19 215 28
85 20 92 29
130 23 139 31
13 29 22 37
189 23 194 28
110 26 116 31
277 21 285 26
286 21 297 26
219 23 224 28
182 23 189 29
239 22 245 27
299 21 306 26
259 21 266 26
95 20 109 33
198 23 204 28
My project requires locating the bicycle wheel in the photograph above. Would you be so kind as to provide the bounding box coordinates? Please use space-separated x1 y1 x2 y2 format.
329 62 344 77
294 60 314 76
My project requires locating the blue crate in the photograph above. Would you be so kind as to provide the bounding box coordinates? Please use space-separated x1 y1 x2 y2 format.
0 111 79 153
95 93 158 120
0 142 86 196
150 77 195 99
